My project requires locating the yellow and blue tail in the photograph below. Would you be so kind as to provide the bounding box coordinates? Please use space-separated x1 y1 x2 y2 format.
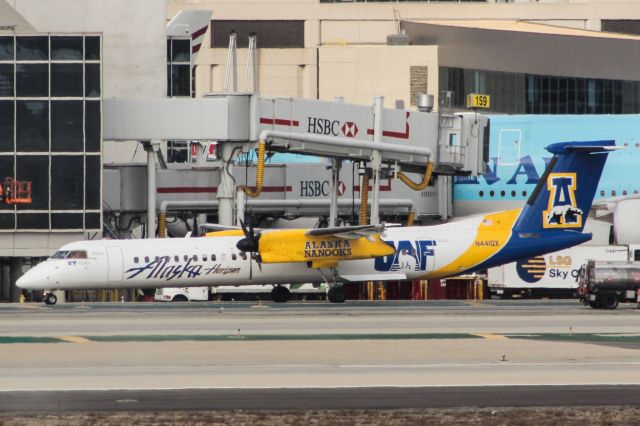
476 140 615 269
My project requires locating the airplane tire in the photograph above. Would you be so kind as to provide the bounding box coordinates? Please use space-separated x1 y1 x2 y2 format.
600 293 619 310
44 294 57 305
327 287 346 304
271 286 290 303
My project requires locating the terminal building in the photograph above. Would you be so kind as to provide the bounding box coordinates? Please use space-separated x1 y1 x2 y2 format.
2 0 640 302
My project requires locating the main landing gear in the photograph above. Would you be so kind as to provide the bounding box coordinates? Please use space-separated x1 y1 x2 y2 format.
271 285 290 303
327 286 346 304
43 293 57 305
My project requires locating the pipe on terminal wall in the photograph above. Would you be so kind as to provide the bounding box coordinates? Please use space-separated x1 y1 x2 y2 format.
158 200 219 238
397 160 435 191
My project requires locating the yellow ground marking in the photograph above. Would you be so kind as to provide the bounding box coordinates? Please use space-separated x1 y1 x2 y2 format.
58 335 92 344
473 333 509 340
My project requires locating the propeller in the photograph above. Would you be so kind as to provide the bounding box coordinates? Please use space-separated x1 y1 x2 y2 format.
237 218 262 280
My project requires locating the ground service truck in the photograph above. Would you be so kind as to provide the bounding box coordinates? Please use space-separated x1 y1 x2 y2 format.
578 260 640 309
488 245 640 299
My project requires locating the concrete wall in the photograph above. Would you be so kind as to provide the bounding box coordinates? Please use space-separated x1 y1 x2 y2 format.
319 46 438 107
195 48 317 98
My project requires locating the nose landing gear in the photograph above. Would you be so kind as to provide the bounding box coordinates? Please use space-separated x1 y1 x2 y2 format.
43 293 57 305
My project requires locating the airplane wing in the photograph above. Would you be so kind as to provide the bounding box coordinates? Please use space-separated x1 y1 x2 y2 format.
200 224 240 233
305 224 386 240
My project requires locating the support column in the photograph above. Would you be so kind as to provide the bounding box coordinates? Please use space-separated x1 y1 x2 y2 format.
9 257 22 303
329 159 341 227
143 140 160 238
370 96 384 225
217 143 235 226
235 187 245 227
1 263 9 300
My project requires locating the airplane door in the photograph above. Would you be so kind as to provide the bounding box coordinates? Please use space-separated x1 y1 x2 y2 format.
106 246 124 283
497 129 522 166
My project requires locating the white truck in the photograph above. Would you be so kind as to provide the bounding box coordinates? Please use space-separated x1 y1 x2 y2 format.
155 284 328 302
488 245 640 299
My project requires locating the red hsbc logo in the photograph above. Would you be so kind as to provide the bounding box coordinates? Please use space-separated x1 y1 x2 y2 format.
341 122 358 138
337 181 346 196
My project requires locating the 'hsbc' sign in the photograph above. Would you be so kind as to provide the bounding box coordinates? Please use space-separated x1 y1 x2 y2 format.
307 117 339 136
300 180 330 197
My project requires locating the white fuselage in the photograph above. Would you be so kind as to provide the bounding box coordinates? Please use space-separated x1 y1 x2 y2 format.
17 217 488 291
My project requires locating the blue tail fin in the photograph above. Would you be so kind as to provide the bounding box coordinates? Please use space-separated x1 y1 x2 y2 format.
513 140 615 235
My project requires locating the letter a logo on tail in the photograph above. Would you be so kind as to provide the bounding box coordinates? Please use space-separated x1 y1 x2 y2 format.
542 173 583 228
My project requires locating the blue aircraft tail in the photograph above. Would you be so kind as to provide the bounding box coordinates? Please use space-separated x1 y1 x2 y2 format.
512 140 615 236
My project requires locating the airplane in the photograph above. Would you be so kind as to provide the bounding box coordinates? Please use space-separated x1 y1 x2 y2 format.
17 140 616 305
454 115 638 243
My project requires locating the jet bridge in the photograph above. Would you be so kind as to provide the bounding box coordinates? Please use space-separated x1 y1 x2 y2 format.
103 93 487 234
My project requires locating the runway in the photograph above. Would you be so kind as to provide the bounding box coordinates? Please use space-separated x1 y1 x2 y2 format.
1 300 639 412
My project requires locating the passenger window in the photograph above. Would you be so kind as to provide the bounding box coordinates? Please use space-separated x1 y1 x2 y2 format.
232 253 237 261
134 257 139 263
239 252 247 260
174 255 179 262
193 255 198 261
184 255 188 262
211 254 216 261
164 256 170 262
155 256 160 261
144 256 149 263
202 255 208 261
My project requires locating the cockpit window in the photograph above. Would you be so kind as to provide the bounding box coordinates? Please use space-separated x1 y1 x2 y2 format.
67 250 87 259
51 251 69 259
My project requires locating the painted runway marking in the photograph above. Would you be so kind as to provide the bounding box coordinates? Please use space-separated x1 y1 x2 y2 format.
58 336 92 344
474 333 509 340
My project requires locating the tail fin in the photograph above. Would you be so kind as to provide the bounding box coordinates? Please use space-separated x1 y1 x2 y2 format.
167 10 212 61
513 140 616 235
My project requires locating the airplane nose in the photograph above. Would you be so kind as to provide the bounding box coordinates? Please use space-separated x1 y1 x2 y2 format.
16 267 48 290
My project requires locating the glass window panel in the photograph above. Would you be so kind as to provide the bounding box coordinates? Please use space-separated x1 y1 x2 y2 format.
0 156 14 211
51 213 83 229
85 63 100 97
51 64 82 97
85 155 100 210
171 39 190 62
0 213 15 230
0 36 13 60
170 64 190 97
16 155 48 210
85 36 100 60
0 101 13 152
16 213 48 229
51 36 83 60
51 101 83 152
16 101 48 152
16 36 48 61
16 64 48 97
85 101 101 152
0 63 13 96
51 156 83 210
85 212 100 229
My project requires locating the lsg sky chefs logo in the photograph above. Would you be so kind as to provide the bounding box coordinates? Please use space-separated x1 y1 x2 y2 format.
542 173 583 228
